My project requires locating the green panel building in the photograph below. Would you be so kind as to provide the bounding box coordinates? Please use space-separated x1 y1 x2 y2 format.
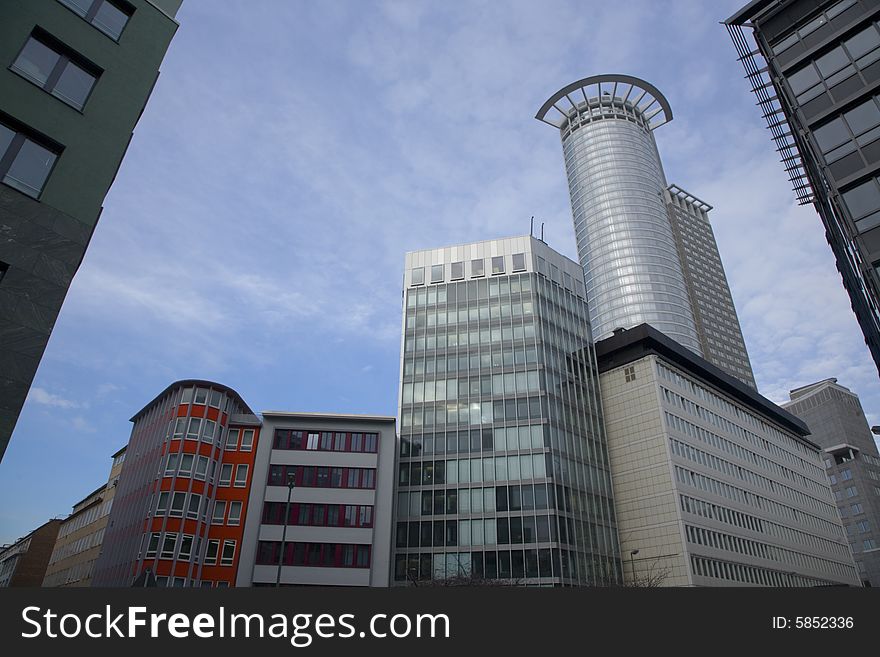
0 0 181 460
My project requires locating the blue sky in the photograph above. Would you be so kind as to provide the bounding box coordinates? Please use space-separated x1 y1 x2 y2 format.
1 0 878 544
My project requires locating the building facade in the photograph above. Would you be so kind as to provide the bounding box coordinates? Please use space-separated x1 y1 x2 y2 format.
665 185 757 388
42 446 126 587
237 412 396 587
536 74 757 389
0 0 181 461
0 519 61 587
92 380 262 587
726 0 880 375
535 75 702 354
394 236 621 586
783 378 880 586
596 324 859 587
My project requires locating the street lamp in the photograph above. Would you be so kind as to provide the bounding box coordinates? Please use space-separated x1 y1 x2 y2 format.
629 549 640 585
276 471 296 587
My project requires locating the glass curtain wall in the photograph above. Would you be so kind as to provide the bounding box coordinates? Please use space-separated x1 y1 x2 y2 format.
394 268 620 586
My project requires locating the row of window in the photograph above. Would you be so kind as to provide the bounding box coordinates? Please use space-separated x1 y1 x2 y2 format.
156 578 229 588
674 466 845 538
680 494 849 558
398 483 555 518
153 491 244 526
657 362 821 468
272 430 378 453
665 411 826 493
685 525 854 578
261 503 374 528
400 424 545 458
163 453 249 487
400 396 545 429
56 497 112 539
255 541 371 569
144 533 235 566
397 453 549 487
170 417 256 450
393 548 597 582
411 254 527 287
690 555 846 587
669 436 832 513
395 515 565 548
267 465 376 489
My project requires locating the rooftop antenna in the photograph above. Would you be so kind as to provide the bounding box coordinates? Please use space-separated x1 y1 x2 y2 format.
540 222 545 243
530 216 534 238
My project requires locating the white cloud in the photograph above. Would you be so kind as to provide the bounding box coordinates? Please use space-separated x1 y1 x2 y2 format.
27 387 78 410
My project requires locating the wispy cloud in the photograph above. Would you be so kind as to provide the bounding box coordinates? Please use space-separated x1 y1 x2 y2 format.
27 387 78 410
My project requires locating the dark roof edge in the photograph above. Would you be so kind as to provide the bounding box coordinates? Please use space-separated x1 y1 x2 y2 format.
110 445 127 459
129 380 255 423
595 324 816 446
724 0 781 25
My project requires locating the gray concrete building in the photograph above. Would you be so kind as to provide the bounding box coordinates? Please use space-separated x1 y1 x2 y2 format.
726 0 880 375
782 378 880 586
394 236 620 585
596 325 859 587
0 0 181 460
237 412 396 587
665 186 757 389
536 75 757 389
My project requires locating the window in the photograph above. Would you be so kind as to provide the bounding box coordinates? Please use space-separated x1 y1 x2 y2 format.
178 535 193 561
178 453 193 476
0 122 59 198
227 501 242 526
169 492 186 517
841 468 853 480
226 428 239 450
307 432 319 450
58 0 133 41
155 492 169 515
194 388 208 405
411 267 424 286
240 429 254 451
220 540 236 566
491 256 505 274
451 261 464 279
431 264 444 283
852 503 863 514
858 520 870 533
624 366 636 383
186 493 201 520
512 253 526 271
164 453 178 476
471 259 485 277
195 455 209 480
11 32 99 111
186 418 201 440
180 388 193 404
146 533 160 558
202 419 216 443
204 540 219 565
160 533 177 559
846 486 858 498
234 464 249 487
172 418 186 439
212 500 227 525
219 463 233 486
864 538 877 550
209 390 222 408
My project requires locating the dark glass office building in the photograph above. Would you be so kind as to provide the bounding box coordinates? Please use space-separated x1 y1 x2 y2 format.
0 0 181 460
726 0 880 376
394 236 621 586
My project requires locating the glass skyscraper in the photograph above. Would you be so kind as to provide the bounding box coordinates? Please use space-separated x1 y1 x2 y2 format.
393 236 621 586
536 74 701 354
537 74 758 389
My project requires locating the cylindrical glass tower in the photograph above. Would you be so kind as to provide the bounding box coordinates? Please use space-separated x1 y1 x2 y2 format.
537 74 702 354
